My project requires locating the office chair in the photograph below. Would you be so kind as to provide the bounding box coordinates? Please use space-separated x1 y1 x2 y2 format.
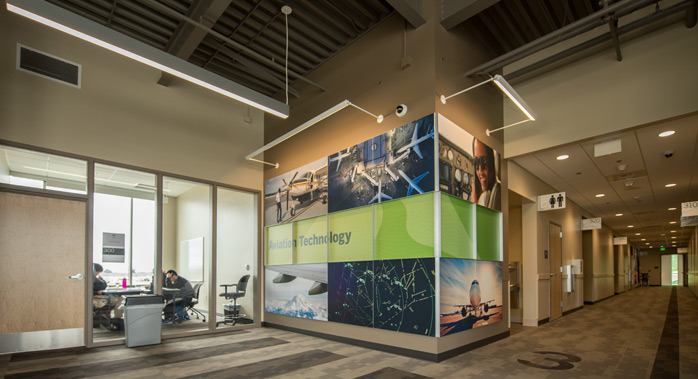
217 274 250 326
186 283 207 322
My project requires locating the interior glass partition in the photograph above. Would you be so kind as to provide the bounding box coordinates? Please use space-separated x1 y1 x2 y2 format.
161 177 212 335
92 163 156 342
0 144 87 194
216 187 258 328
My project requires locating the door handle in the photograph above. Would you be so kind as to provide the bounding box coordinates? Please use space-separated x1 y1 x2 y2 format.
69 273 84 280
550 273 556 277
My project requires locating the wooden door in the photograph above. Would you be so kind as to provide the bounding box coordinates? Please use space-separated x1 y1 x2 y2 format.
549 223 562 321
0 192 86 348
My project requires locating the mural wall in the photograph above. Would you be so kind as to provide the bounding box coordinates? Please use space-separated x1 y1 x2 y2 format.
264 113 503 339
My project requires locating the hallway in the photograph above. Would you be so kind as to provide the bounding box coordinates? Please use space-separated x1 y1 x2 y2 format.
1 286 696 378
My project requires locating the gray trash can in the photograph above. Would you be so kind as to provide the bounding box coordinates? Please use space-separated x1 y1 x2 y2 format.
124 295 164 348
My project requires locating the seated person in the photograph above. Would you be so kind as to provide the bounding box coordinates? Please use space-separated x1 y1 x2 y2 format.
93 263 123 324
162 269 194 322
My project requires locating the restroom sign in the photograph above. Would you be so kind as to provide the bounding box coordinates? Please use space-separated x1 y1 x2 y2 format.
538 192 566 211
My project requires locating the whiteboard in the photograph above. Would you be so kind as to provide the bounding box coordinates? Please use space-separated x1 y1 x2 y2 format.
179 237 204 282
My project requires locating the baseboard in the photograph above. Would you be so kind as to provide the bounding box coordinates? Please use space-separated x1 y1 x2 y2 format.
262 322 509 362
562 306 583 316
436 331 510 361
538 318 550 326
584 294 614 305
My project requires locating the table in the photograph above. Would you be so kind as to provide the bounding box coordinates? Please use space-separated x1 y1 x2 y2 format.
102 287 151 296
162 288 181 325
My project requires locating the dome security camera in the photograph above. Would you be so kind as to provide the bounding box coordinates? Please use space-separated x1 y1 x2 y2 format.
396 104 408 117
663 150 674 158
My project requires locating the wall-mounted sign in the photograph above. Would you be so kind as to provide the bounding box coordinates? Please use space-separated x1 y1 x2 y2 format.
678 247 688 254
638 251 647 256
537 192 566 211
613 237 628 245
102 232 125 263
681 201 698 227
581 218 602 230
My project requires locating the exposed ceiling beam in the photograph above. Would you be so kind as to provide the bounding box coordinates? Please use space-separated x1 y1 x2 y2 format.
441 0 500 30
208 39 301 98
142 0 327 92
386 0 426 28
158 0 232 86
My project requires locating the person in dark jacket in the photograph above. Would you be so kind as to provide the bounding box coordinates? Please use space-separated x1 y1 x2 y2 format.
93 263 123 319
162 269 194 322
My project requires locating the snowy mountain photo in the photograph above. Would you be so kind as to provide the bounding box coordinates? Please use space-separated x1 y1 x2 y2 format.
265 263 328 321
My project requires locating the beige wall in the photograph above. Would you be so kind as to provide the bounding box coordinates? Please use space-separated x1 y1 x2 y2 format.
688 226 698 296
509 161 587 324
262 2 507 354
174 185 212 310
162 198 177 272
614 244 629 294
216 189 258 320
0 8 264 190
639 251 663 286
502 17 698 158
583 228 615 302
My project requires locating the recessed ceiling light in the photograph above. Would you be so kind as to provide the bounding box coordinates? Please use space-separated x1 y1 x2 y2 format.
671 230 676 233
556 154 570 160
668 207 677 210
595 194 605 198
671 236 676 239
670 221 677 224
665 183 676 187
649 246 653 248
628 225 634 228
658 130 675 137
661 233 666 236
645 242 650 245
615 213 623 216
641 238 646 241
635 233 641 235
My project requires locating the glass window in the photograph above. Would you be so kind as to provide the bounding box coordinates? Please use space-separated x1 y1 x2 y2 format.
0 145 87 194
216 187 257 329
92 164 156 342
162 177 211 334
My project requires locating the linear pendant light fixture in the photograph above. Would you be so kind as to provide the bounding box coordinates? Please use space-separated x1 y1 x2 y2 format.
6 0 289 118
246 100 384 168
440 74 536 136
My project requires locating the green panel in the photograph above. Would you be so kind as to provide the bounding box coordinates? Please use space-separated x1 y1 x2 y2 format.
440 193 475 259
294 215 328 264
375 193 434 260
265 223 294 265
328 206 373 262
476 205 502 261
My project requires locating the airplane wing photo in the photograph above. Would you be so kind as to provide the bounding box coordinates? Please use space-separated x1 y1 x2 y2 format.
267 265 328 295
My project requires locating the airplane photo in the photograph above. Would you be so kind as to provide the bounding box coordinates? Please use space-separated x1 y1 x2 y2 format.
282 164 328 216
328 114 435 213
361 171 392 204
396 120 434 159
398 169 428 196
265 158 328 226
452 279 496 318
265 263 328 321
440 259 503 336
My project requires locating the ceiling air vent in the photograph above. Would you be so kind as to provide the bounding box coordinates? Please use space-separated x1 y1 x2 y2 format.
16 44 81 88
